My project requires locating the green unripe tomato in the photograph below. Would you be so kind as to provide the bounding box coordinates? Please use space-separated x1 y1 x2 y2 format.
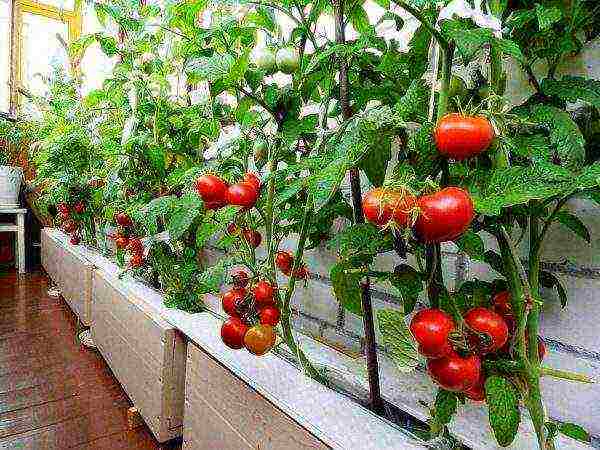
253 139 268 161
252 47 277 74
276 47 300 74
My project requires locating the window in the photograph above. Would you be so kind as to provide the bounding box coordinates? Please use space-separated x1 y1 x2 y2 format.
0 0 81 114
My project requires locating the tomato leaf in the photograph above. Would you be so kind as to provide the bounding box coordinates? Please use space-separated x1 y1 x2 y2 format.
330 260 363 316
558 422 590 443
554 211 591 244
387 264 424 314
429 389 458 436
539 271 568 308
456 231 485 261
541 76 600 108
359 139 391 187
535 4 562 31
376 309 420 373
485 375 521 447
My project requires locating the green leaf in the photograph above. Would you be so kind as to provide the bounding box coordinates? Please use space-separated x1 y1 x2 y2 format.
94 34 118 56
558 422 590 443
485 376 521 447
196 219 219 249
484 250 505 276
349 5 370 33
554 211 591 244
168 207 201 241
359 139 391 187
327 223 393 261
185 54 235 82
441 21 494 63
535 4 562 31
376 309 420 373
527 105 585 170
541 76 600 108
387 264 424 314
456 231 485 261
431 389 458 432
330 261 363 316
395 79 429 123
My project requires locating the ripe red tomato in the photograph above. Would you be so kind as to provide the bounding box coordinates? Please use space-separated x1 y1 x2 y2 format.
243 172 261 192
221 318 249 350
69 235 81 245
130 253 144 268
63 220 78 233
231 269 250 288
73 202 86 214
275 251 294 273
435 113 494 160
115 236 129 250
222 288 246 316
464 375 486 402
128 238 143 254
292 265 309 279
58 210 70 221
227 182 259 208
427 351 481 392
362 188 417 228
492 291 515 333
253 280 275 306
115 212 133 228
195 174 229 205
227 223 239 235
57 202 69 214
414 187 474 243
205 200 227 210
464 307 509 354
242 229 262 248
410 308 456 358
244 324 276 355
259 306 281 326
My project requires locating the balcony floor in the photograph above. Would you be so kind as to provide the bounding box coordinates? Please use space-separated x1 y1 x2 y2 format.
0 269 181 449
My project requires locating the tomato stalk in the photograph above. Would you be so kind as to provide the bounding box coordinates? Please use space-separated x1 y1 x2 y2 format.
333 0 385 415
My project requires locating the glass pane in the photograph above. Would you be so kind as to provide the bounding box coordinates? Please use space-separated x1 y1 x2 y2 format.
80 2 116 94
0 0 10 112
21 12 69 98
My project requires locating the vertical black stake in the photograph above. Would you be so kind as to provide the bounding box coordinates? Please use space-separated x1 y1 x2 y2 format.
333 0 384 415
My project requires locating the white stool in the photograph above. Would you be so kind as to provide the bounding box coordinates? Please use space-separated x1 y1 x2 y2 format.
0 208 26 274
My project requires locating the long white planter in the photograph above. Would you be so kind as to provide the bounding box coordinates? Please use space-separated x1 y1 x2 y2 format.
41 228 93 326
91 267 186 442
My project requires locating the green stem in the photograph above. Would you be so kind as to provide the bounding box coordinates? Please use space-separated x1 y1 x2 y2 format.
264 158 278 278
437 44 455 122
391 0 449 54
541 366 596 384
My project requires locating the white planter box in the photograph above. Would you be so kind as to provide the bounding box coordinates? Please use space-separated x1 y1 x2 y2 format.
91 267 186 442
0 165 23 208
183 343 329 450
41 228 94 326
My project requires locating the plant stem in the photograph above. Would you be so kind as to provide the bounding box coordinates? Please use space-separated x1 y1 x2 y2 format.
541 366 596 384
333 0 384 415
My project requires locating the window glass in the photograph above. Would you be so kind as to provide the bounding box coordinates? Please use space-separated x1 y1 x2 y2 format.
80 2 116 94
37 0 75 11
21 12 69 97
0 0 10 112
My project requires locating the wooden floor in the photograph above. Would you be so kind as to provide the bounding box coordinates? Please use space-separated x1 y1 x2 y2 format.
0 269 181 450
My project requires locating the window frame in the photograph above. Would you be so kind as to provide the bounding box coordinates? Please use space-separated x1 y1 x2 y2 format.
5 0 81 116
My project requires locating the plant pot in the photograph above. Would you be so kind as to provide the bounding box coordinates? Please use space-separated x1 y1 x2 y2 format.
0 166 23 208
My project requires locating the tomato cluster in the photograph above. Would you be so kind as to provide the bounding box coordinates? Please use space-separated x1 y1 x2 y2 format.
220 270 279 356
251 46 300 75
57 202 85 245
275 250 309 279
109 212 145 268
362 186 474 243
195 172 261 211
411 293 546 401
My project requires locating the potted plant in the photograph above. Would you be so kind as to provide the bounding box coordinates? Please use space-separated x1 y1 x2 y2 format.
0 139 23 209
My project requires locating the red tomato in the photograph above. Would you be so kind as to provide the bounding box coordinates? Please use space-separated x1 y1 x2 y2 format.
537 336 546 361
292 265 309 279
362 188 417 228
464 375 486 402
410 308 456 358
242 229 262 248
57 202 69 214
492 291 515 333
259 306 281 326
130 253 144 268
414 187 474 243
464 307 509 354
227 223 239 235
194 174 229 205
435 113 494 160
227 182 259 208
58 210 70 221
231 269 250 288
222 288 246 317
63 220 78 233
221 318 249 350
275 251 294 273
115 212 133 228
205 200 227 210
115 236 129 250
244 324 276 355
73 202 86 214
128 238 143 254
69 235 81 245
427 351 481 392
253 280 275 306
243 172 261 192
